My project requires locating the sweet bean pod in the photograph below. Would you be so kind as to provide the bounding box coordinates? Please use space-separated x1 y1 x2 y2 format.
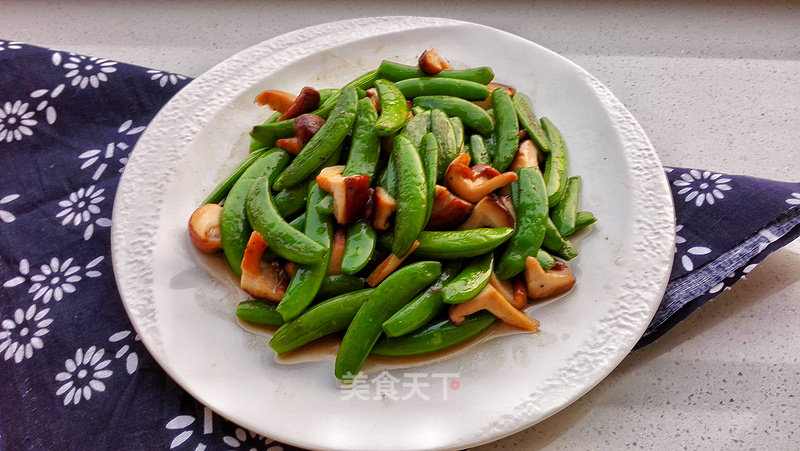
391 135 427 256
381 227 514 259
377 61 495 84
441 252 494 303
541 117 569 206
236 300 284 327
394 77 490 100
341 221 377 275
513 92 551 153
335 261 442 380
343 98 380 179
551 176 582 236
490 87 520 172
371 311 497 357
412 96 494 135
373 79 408 137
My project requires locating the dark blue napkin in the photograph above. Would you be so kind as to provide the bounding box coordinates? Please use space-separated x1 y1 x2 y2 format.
1 41 798 449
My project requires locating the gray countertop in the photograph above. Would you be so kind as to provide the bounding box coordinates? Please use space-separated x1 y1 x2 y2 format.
3 1 798 449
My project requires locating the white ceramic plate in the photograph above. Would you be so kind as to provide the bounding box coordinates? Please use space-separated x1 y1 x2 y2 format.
112 17 674 451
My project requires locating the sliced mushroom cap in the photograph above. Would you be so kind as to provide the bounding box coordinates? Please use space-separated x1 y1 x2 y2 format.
365 87 381 113
240 231 289 301
458 194 514 230
275 137 302 155
188 203 223 253
254 90 296 113
524 257 575 299
327 228 347 275
427 185 474 230
510 139 544 172
473 82 517 109
278 86 320 121
418 48 452 75
448 284 539 332
445 154 518 203
293 113 325 147
316 165 371 225
371 187 397 231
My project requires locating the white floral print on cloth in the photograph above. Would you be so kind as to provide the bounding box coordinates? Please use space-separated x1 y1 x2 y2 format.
0 40 23 52
56 185 112 240
147 70 188 87
787 193 800 206
674 224 712 272
0 304 51 363
108 330 139 375
0 100 38 143
2 256 103 303
51 52 118 89
0 193 20 223
79 120 146 180
166 407 283 451
673 169 732 207
55 346 113 405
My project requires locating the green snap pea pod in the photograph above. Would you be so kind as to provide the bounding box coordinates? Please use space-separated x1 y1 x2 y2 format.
272 87 358 191
373 79 408 136
430 109 458 179
272 183 308 218
536 249 557 271
288 211 306 231
513 92 551 153
236 300 284 327
490 87 520 172
315 70 378 119
317 274 367 299
413 96 494 135
381 260 462 338
341 220 377 275
450 116 464 152
420 133 438 226
495 167 548 279
335 261 441 380
411 106 427 116
394 77 490 100
203 147 269 205
551 176 582 236
468 134 491 165
399 109 431 149
379 228 514 259
441 252 494 304
484 132 497 160
221 150 290 276
376 154 397 198
315 193 334 215
245 176 326 264
343 98 380 179
392 135 427 256
249 112 280 151
377 61 495 84
540 117 569 206
277 183 334 321
269 289 374 355
543 217 578 260
371 311 497 357
317 88 338 105
250 119 295 148
571 211 597 235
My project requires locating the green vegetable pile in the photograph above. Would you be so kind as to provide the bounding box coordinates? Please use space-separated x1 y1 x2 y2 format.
188 51 597 381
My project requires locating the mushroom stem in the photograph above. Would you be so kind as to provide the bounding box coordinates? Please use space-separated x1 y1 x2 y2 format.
524 256 575 299
448 284 539 332
188 203 223 253
327 228 347 275
365 241 419 287
240 231 289 302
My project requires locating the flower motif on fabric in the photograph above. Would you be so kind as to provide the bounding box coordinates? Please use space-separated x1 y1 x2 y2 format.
223 428 283 451
0 100 38 143
0 193 20 223
79 120 146 180
708 264 758 294
28 84 64 127
108 330 140 375
55 346 113 405
673 169 732 207
56 185 112 240
2 256 103 303
51 52 117 89
146 70 187 87
0 40 23 52
787 192 800 206
674 224 711 271
166 407 213 449
0 304 51 363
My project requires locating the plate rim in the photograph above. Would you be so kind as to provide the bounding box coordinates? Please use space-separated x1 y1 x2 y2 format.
111 16 675 450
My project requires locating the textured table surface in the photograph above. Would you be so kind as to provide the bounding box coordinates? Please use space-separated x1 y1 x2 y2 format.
3 1 798 449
